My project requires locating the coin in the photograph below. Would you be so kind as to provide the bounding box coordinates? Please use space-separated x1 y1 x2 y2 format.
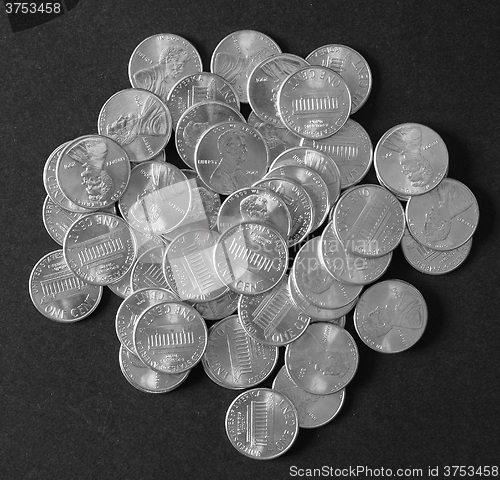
277 66 351 139
321 221 392 285
118 160 191 235
238 275 311 346
42 196 84 246
214 222 289 295
193 289 240 321
175 100 245 169
202 315 278 389
292 237 363 309
29 250 102 322
57 135 131 210
310 314 347 327
131 245 169 292
195 121 269 195
217 186 291 239
133 301 208 373
354 279 427 353
285 322 359 394
252 177 313 246
225 388 299 459
116 287 178 355
306 44 372 113
300 118 373 189
272 365 346 428
401 227 473 274
63 213 136 285
98 88 172 163
333 184 405 257
269 146 341 205
119 345 190 393
405 177 479 251
247 53 309 125
167 72 240 128
128 33 203 103
211 30 282 103
374 123 449 196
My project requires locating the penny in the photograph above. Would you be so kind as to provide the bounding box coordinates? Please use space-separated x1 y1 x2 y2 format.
116 287 178 355
193 289 240 321
42 196 84 246
217 186 291 239
118 160 191 235
300 118 373 189
133 300 208 373
163 229 228 303
353 279 427 353
131 245 170 292
374 123 449 196
29 250 102 322
333 184 405 257
321 221 392 285
211 30 282 103
401 227 473 275
238 275 311 346
225 388 299 459
213 222 289 295
128 33 203 103
195 121 269 195
247 53 309 125
167 72 240 129
202 315 279 389
285 322 359 395
405 177 479 251
293 237 362 309
252 177 314 247
277 66 351 139
269 146 341 205
119 345 190 393
175 100 245 170
57 135 131 210
306 44 372 113
63 213 136 285
272 365 346 429
98 88 172 163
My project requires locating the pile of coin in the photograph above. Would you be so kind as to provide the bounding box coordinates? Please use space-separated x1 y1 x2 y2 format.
29 30 479 460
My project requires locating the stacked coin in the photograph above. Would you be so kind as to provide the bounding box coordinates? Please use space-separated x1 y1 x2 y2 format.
30 30 478 460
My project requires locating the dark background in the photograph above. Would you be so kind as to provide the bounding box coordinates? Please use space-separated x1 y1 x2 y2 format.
1 1 499 479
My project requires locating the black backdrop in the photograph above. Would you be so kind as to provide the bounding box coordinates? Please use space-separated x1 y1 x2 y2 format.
1 1 499 479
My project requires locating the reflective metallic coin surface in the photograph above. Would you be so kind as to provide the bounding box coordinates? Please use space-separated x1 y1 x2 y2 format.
248 53 309 125
119 345 189 393
214 222 289 295
57 135 130 210
374 123 448 196
29 250 102 322
134 301 208 373
193 289 240 321
195 121 269 195
211 30 282 103
300 119 373 189
306 44 372 113
405 178 479 251
277 66 351 139
98 88 172 163
202 315 279 389
285 322 359 394
175 100 245 169
333 184 405 257
238 276 311 346
42 196 84 246
128 33 203 103
401 227 473 275
225 388 299 459
272 365 346 428
131 245 169 292
354 279 427 353
63 213 136 285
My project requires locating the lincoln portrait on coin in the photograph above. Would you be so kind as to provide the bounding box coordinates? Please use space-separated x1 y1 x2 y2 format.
240 194 269 223
210 129 252 194
133 45 190 100
296 343 350 378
